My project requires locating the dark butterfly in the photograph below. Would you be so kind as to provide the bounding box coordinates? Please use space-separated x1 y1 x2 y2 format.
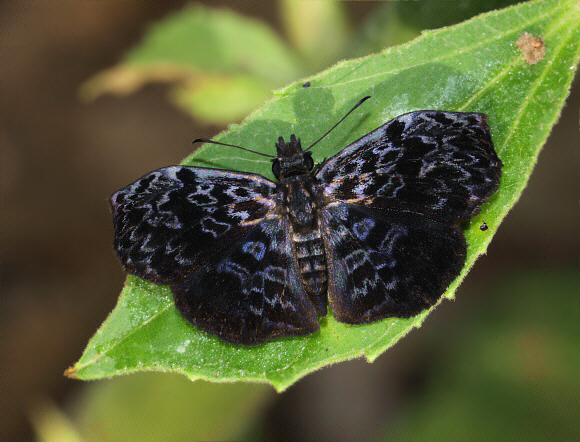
110 97 502 345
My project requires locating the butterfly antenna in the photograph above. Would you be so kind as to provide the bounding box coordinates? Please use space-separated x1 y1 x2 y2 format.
305 96 371 152
192 138 276 158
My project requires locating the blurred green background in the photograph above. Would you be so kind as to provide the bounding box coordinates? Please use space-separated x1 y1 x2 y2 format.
2 1 578 441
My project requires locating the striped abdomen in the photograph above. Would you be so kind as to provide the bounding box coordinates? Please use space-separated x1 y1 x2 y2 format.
293 229 328 316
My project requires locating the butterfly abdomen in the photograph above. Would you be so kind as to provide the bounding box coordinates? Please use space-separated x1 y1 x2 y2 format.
292 229 328 316
279 171 329 316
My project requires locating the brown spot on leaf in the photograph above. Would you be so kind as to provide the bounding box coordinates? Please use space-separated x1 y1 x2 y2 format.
516 33 546 65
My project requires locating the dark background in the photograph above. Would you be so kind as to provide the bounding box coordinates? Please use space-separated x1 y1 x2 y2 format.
2 2 578 441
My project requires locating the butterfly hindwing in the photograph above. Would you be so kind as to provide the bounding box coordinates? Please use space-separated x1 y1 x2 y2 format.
110 166 277 284
321 203 466 323
171 219 319 344
317 111 502 223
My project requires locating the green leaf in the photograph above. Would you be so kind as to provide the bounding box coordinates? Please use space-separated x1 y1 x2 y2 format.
168 75 272 125
68 0 580 391
347 0 523 57
79 4 303 122
280 0 350 69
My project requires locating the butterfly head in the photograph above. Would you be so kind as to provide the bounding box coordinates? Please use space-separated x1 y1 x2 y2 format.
272 134 314 179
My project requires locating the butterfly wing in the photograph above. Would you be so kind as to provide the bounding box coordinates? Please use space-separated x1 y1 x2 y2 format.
110 166 277 284
317 111 501 322
171 218 319 344
321 203 465 322
317 111 502 223
111 166 318 344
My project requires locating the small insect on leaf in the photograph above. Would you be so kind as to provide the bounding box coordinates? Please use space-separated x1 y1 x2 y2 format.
110 98 502 345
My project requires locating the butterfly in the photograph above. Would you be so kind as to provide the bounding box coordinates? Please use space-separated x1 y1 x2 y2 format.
110 97 502 345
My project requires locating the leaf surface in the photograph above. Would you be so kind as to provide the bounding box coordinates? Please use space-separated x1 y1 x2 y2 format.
68 0 580 391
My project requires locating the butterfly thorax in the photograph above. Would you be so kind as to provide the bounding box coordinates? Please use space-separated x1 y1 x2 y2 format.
274 135 328 316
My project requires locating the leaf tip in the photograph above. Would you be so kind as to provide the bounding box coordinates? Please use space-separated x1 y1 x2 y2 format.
63 365 78 379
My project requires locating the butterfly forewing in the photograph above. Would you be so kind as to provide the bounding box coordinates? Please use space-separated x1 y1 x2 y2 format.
317 111 502 223
111 166 277 284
